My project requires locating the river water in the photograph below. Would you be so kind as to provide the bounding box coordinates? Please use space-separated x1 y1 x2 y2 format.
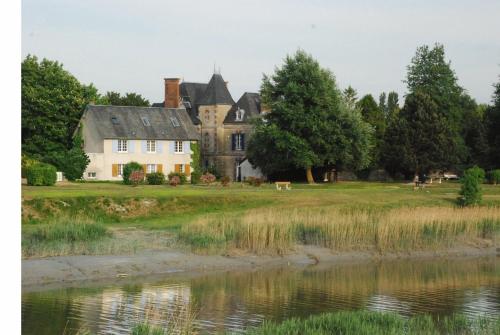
22 257 499 334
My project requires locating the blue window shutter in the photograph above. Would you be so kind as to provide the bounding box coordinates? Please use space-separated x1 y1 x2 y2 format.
183 141 191 154
241 134 245 150
157 141 163 153
231 134 236 151
169 141 175 153
142 140 147 153
129 140 135 153
112 140 118 153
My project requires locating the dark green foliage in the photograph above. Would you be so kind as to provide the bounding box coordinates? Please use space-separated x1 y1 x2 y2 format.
146 172 165 185
343 85 358 109
190 171 201 184
45 135 90 181
22 55 100 160
484 77 500 168
168 172 187 184
405 44 468 169
247 50 373 182
458 166 485 206
22 154 40 179
99 91 150 106
382 91 456 176
487 169 500 185
247 310 499 335
357 94 386 168
122 162 143 185
463 102 489 168
26 163 57 186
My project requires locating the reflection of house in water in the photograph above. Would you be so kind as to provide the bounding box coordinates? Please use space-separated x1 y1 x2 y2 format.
75 285 193 334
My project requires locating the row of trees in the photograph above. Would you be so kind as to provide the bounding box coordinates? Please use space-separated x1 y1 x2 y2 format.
21 55 150 179
247 45 500 182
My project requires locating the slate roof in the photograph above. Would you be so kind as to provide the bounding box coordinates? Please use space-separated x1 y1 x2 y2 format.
223 92 262 124
82 105 200 141
198 74 234 105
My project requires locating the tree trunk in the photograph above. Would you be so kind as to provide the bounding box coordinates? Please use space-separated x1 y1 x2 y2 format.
306 167 315 184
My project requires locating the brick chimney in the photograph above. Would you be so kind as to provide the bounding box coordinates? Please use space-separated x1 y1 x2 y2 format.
164 78 180 108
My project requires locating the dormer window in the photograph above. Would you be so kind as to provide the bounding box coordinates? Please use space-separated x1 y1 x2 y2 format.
170 117 180 127
235 108 245 121
141 116 151 126
111 116 119 125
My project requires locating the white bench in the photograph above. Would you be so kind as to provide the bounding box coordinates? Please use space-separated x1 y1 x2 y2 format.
275 181 291 190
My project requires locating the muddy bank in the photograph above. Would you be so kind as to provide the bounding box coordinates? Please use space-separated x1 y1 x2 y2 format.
22 244 499 291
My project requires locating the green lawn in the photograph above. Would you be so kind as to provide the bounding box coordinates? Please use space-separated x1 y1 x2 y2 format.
21 181 500 257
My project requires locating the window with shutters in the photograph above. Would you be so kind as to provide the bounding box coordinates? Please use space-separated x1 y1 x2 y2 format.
179 164 184 173
204 133 210 149
118 140 128 152
147 164 157 173
175 141 183 153
147 140 156 153
234 133 245 151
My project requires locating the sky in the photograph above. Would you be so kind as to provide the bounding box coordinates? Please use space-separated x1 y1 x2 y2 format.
22 0 500 104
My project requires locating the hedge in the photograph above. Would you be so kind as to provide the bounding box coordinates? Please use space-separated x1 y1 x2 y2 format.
26 163 57 186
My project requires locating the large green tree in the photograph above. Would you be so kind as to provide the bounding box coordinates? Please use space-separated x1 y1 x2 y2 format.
484 77 500 168
100 91 150 106
405 44 468 166
382 91 456 176
356 94 386 168
22 55 98 163
247 50 373 183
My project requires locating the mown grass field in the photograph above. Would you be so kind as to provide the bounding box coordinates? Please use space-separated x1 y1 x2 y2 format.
21 181 500 257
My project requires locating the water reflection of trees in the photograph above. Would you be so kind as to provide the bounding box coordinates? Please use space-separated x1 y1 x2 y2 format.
189 258 499 325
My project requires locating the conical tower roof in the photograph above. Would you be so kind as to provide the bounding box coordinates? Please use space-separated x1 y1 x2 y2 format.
198 73 234 105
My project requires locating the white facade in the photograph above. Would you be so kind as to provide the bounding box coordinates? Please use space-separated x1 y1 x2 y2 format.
84 139 194 181
238 158 264 181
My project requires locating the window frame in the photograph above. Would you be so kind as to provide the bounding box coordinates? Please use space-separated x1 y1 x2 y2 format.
117 139 128 153
179 164 184 173
147 164 157 174
146 140 156 153
235 133 243 151
118 164 124 176
87 172 96 179
175 141 183 153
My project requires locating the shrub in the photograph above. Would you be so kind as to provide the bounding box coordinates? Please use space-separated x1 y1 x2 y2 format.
246 176 264 187
458 166 484 206
26 163 57 186
21 155 39 178
487 169 500 185
129 170 145 186
45 136 90 181
123 162 143 185
191 171 201 184
169 175 181 187
168 172 187 184
146 172 165 185
220 176 231 187
200 172 216 185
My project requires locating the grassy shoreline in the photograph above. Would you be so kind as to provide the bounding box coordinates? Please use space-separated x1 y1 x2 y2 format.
21 182 500 258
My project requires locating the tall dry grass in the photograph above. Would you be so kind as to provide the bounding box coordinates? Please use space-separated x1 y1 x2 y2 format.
180 206 500 254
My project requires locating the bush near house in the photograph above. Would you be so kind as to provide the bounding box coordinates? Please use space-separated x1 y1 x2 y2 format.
26 163 57 186
487 169 500 185
129 170 144 187
169 175 181 187
220 176 231 187
168 172 187 185
458 166 485 206
246 176 264 187
146 172 165 185
22 154 39 178
200 172 216 185
190 171 201 184
122 162 143 185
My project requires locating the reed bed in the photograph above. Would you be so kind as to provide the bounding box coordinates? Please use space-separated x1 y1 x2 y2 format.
180 206 500 254
245 311 500 335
